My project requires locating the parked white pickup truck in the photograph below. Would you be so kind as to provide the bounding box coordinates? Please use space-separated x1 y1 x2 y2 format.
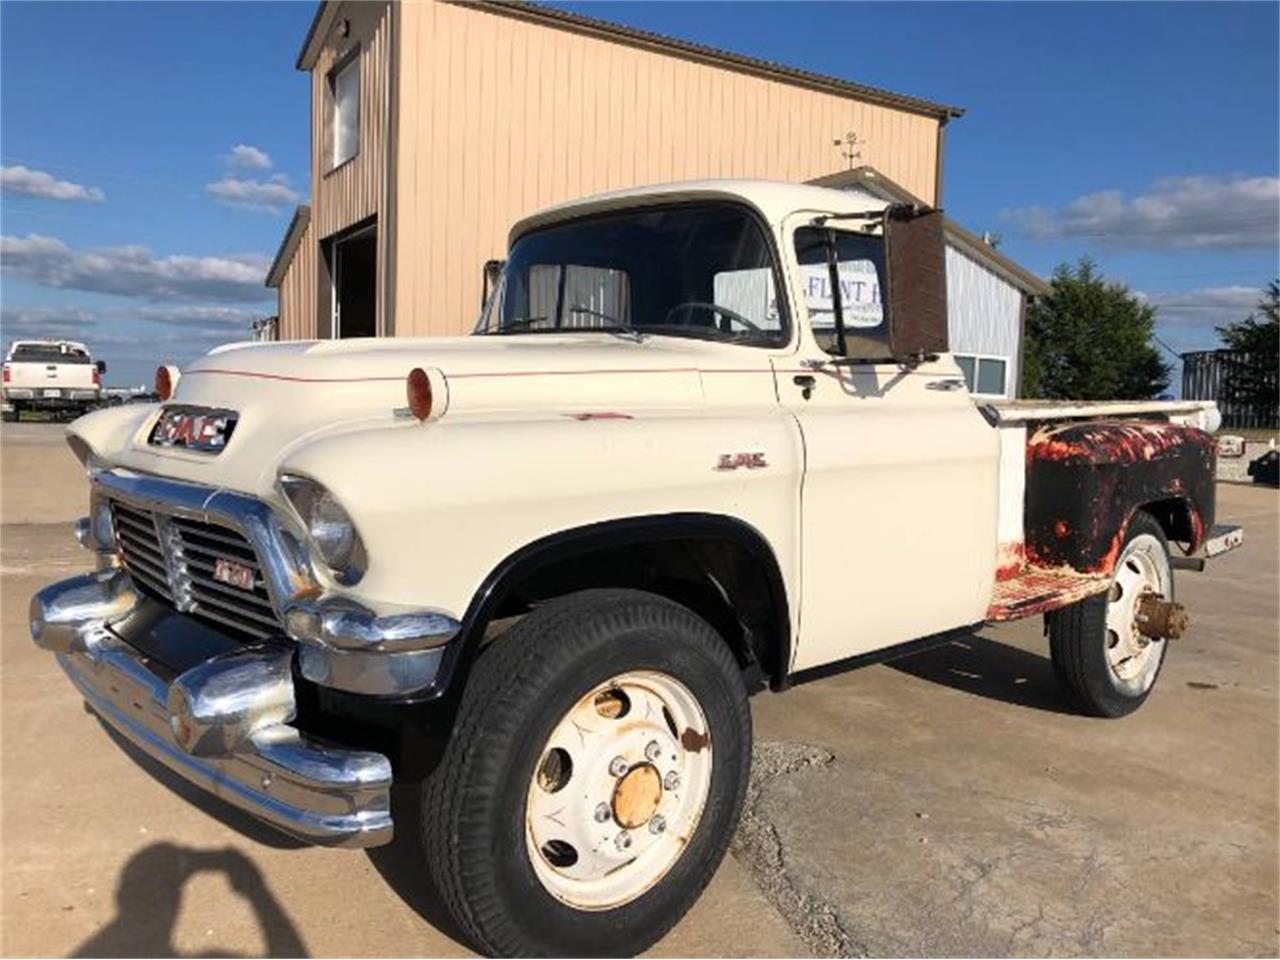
3 339 106 421
32 181 1242 956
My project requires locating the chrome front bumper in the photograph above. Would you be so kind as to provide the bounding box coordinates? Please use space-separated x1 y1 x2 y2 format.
31 569 394 848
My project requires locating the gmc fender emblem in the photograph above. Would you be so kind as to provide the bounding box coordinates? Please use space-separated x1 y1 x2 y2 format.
716 452 768 471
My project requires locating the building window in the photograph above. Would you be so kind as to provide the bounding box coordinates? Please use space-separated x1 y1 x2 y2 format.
954 354 1009 397
331 54 360 168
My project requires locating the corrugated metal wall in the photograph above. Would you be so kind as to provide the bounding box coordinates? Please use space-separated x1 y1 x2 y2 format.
306 0 394 334
393 1 942 337
944 244 1022 392
276 219 316 340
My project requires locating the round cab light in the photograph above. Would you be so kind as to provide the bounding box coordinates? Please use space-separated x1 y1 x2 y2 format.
155 365 174 401
407 367 433 422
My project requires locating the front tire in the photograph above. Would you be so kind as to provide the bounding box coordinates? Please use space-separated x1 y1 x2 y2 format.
422 589 752 957
1048 512 1174 718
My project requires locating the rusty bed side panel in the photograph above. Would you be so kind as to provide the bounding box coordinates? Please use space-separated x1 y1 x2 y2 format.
1024 420 1216 576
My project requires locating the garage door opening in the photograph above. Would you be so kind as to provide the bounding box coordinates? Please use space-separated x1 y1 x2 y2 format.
332 225 377 338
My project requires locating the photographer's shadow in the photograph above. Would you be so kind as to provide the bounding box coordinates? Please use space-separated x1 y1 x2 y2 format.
72 843 308 958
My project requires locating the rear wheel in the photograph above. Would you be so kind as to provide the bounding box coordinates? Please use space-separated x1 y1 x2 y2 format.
1048 512 1174 717
422 588 751 957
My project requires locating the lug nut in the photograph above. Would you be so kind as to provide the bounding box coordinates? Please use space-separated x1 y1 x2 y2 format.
615 831 632 851
645 740 662 762
649 814 667 835
594 802 611 823
663 771 680 791
609 756 628 777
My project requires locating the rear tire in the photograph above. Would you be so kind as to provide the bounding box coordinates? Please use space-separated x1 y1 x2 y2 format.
1048 512 1173 718
421 588 751 957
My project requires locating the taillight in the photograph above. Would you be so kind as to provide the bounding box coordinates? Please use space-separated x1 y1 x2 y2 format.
92 367 101 386
2 364 9 383
155 365 172 401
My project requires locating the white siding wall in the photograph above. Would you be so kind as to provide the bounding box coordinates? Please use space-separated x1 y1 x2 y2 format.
944 244 1022 397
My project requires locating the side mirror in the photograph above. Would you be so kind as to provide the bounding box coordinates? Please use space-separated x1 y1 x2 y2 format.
885 206 948 360
95 360 107 375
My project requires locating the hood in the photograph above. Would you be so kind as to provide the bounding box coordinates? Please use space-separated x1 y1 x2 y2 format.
85 333 775 494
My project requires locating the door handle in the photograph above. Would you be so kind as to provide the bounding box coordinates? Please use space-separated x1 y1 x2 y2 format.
792 374 816 399
926 378 965 391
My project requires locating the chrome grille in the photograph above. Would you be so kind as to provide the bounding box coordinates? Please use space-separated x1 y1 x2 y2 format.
109 501 282 640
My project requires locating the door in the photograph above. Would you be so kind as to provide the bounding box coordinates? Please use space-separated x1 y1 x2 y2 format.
332 225 377 338
776 218 999 671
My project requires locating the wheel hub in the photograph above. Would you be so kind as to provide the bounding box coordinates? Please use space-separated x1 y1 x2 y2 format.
612 762 662 828
524 671 713 910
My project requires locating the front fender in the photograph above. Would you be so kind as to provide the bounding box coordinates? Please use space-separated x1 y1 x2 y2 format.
277 411 804 627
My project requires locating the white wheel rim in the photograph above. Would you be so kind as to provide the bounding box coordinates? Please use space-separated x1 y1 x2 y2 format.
1105 533 1170 693
524 670 713 911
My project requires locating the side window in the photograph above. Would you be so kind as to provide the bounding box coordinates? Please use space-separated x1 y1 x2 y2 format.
331 54 360 168
954 354 1009 396
793 227 887 356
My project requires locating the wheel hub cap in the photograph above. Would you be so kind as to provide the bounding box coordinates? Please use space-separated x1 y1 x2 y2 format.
612 763 662 828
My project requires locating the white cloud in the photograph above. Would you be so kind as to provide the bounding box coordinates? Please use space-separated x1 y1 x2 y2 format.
0 233 272 303
1137 285 1266 355
131 305 258 328
205 175 300 214
226 144 273 170
1006 175 1280 249
0 165 105 202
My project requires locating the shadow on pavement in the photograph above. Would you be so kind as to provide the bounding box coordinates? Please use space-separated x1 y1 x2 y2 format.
94 715 305 850
72 842 308 958
365 782 473 951
888 633 1076 715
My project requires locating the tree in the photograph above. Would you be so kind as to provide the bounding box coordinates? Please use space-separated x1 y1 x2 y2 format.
1214 281 1279 419
1022 258 1171 400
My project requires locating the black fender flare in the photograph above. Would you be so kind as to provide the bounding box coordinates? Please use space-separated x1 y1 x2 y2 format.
435 512 793 698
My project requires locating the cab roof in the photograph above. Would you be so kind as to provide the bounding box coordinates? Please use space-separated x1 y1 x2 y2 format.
510 178 891 243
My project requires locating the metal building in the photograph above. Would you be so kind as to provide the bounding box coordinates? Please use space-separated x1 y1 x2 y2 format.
267 0 1046 398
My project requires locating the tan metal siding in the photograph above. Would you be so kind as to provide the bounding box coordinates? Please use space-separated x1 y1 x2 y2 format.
308 1 394 334
276 218 316 340
394 1 941 337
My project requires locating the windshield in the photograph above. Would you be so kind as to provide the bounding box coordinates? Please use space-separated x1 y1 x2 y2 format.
476 202 785 346
10 344 90 363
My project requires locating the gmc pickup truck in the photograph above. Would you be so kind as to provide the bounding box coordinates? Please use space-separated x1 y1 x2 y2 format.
3 339 106 421
31 180 1242 957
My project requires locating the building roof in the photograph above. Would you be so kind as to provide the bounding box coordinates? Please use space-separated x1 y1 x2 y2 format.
265 205 311 288
297 1 965 122
811 166 1050 296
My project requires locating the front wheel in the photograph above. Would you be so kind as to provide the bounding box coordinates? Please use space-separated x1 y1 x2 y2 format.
1048 512 1174 717
422 589 751 957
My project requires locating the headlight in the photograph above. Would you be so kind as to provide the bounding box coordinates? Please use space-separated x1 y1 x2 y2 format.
279 474 367 583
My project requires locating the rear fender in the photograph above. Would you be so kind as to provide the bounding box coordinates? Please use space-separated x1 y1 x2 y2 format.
1024 420 1216 574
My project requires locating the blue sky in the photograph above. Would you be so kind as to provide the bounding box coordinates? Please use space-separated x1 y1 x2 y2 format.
2 1 1277 388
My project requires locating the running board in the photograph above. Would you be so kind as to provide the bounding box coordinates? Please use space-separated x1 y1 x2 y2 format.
987 569 1109 621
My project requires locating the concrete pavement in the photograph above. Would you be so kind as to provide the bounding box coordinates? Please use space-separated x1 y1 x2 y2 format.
2 421 1276 956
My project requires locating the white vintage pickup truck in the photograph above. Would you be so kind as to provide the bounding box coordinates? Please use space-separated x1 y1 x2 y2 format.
32 181 1242 957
